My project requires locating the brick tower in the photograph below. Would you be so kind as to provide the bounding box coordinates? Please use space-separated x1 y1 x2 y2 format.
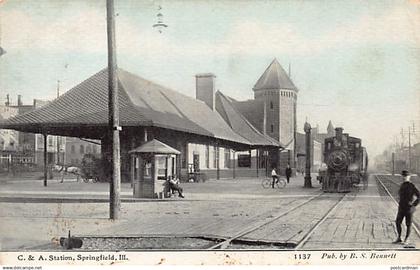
253 59 298 170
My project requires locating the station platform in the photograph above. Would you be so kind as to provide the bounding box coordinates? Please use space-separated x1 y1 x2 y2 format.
0 174 418 250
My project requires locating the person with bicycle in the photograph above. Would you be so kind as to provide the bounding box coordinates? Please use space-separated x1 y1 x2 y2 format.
271 167 278 188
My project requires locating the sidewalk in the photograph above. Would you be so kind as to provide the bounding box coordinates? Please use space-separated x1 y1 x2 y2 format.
0 174 323 250
0 174 321 202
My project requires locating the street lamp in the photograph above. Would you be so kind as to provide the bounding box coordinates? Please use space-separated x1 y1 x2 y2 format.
304 121 312 188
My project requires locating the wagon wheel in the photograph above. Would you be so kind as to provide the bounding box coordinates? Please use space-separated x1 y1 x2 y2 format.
92 177 99 183
83 177 89 183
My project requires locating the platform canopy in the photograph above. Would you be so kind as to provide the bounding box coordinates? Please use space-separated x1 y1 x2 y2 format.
0 68 281 148
129 139 181 155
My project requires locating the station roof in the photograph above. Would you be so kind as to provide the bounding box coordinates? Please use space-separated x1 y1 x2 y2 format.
215 92 282 147
253 59 297 91
0 68 280 148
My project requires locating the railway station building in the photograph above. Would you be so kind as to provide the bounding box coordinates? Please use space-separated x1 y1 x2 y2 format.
0 67 284 183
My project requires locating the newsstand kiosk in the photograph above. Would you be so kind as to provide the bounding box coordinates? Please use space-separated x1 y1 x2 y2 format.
129 139 180 198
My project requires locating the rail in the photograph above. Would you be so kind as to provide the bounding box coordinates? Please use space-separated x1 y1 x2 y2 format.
207 192 347 250
207 193 324 249
294 194 346 249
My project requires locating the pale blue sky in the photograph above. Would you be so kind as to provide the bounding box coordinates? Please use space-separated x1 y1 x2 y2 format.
0 0 419 158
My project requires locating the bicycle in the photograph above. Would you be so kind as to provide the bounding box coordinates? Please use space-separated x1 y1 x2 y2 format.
262 177 286 189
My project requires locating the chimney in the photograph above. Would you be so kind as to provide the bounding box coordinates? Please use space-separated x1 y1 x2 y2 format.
335 127 343 138
17 95 23 106
195 73 216 110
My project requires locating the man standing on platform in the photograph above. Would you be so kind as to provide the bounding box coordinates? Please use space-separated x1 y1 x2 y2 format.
285 164 292 184
393 170 419 244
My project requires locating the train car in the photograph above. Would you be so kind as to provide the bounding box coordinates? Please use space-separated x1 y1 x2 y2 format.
318 127 368 192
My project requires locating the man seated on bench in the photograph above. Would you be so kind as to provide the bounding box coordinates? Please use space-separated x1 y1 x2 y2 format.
168 176 185 198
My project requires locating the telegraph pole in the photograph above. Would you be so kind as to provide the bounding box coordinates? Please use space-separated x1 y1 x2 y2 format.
392 152 395 175
408 126 411 171
107 0 121 220
303 122 312 188
56 80 60 165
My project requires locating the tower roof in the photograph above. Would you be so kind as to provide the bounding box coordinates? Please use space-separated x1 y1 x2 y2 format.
253 59 297 91
327 120 334 131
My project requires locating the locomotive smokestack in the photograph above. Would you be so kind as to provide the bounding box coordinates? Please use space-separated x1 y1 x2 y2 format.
335 127 343 138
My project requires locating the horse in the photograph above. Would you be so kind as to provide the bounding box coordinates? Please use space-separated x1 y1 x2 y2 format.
53 164 81 182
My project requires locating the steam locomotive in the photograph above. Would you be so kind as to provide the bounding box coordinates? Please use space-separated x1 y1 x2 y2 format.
318 127 368 192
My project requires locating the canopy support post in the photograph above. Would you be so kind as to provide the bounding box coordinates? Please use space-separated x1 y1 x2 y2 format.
43 133 48 187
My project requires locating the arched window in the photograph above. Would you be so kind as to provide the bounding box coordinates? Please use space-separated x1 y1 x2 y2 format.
271 124 274 133
86 145 92 153
80 145 85 154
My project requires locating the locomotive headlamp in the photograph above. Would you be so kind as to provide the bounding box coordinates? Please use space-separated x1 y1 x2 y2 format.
348 163 359 172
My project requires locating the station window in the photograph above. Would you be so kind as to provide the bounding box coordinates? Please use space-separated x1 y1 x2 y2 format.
80 145 85 154
71 145 75 154
270 101 273 109
271 124 274 133
224 149 230 168
238 154 251 168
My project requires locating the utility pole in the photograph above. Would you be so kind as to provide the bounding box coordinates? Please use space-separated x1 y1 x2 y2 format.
408 126 411 171
107 0 121 220
56 80 60 165
303 122 312 188
392 152 395 175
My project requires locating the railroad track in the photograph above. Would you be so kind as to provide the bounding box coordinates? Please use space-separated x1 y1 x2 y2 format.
375 174 420 238
207 192 346 250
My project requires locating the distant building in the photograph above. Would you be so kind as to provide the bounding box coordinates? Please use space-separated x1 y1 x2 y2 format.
65 137 100 166
0 105 19 151
0 105 19 172
295 132 322 173
1 96 66 167
312 120 335 162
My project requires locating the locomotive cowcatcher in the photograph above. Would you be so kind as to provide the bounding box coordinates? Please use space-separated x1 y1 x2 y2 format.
318 127 368 192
